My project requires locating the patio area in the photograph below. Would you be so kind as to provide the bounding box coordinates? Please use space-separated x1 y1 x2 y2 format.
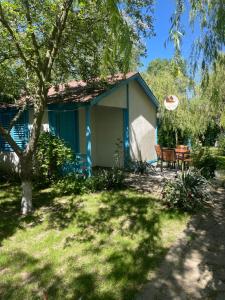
125 168 178 197
155 144 192 172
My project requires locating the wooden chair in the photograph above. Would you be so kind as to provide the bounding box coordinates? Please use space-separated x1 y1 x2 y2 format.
161 148 176 171
176 145 189 150
154 144 162 164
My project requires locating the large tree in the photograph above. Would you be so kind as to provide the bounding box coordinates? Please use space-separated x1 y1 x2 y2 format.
0 0 154 214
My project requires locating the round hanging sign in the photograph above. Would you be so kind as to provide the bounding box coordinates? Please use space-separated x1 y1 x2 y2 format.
164 95 179 111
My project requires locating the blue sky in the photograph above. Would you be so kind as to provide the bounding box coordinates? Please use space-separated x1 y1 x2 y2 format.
140 0 200 71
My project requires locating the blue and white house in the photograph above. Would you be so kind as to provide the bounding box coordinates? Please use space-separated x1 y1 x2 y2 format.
0 72 159 175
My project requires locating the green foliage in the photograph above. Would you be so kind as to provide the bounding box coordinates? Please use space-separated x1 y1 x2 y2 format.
191 145 217 179
92 168 125 190
54 167 125 196
216 156 225 171
126 159 150 174
198 123 220 147
53 174 87 195
172 0 225 78
34 132 74 184
186 57 225 157
0 0 155 102
218 134 225 156
162 170 210 212
143 59 192 146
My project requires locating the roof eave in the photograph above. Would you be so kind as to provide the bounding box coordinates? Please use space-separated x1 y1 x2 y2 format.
89 72 159 108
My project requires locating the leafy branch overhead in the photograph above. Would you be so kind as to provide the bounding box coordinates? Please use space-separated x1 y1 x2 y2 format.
171 0 225 77
0 0 154 101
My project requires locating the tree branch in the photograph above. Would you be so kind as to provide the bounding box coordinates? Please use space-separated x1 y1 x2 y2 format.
23 0 43 71
8 101 28 132
0 123 22 157
0 3 36 71
44 0 73 80
25 96 45 156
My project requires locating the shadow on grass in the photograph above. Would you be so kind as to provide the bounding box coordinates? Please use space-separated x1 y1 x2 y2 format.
0 184 55 246
0 184 186 299
1 250 116 300
46 191 168 299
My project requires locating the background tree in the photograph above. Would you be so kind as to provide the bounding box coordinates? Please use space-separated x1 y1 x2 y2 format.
143 58 192 146
0 0 154 214
187 55 225 144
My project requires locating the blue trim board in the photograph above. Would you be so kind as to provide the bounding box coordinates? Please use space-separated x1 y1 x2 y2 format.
155 118 158 145
123 83 130 167
147 159 157 165
90 73 159 109
85 105 92 177
123 108 129 166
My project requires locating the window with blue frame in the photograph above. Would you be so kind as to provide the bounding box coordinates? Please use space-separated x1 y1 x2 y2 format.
0 108 29 152
48 103 79 153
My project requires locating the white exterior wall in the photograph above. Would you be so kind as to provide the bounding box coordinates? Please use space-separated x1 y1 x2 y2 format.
78 85 127 168
98 85 127 108
91 106 123 167
129 81 157 162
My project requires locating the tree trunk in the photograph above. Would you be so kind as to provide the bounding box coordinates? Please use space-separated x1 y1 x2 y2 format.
175 130 178 146
21 181 32 214
20 156 33 215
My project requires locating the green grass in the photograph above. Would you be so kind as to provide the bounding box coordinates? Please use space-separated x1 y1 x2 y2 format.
0 184 189 300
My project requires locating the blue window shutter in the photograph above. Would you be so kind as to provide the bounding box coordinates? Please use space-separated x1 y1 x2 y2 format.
11 110 29 150
0 109 12 152
0 108 29 152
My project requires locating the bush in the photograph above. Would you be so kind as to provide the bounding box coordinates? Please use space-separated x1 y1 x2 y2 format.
162 170 210 212
34 132 74 185
191 145 217 178
216 156 225 170
54 167 125 195
53 174 87 195
126 159 150 174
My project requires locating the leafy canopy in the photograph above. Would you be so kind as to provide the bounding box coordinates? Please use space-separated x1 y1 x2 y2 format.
0 0 154 101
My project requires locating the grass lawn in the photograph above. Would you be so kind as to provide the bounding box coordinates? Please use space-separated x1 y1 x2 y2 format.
0 184 189 300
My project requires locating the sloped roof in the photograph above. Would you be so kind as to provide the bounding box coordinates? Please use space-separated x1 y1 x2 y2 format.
0 72 159 108
47 72 137 104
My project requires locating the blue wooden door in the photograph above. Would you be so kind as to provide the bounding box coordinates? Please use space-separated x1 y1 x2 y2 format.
48 104 79 153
